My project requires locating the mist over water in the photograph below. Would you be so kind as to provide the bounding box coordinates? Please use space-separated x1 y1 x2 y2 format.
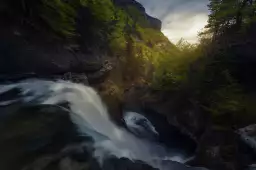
0 80 200 170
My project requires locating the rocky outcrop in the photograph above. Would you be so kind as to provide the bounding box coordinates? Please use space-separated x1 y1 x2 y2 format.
113 0 162 30
0 23 106 75
123 86 198 157
123 86 207 142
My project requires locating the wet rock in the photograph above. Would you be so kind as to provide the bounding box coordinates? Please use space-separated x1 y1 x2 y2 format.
123 86 198 153
236 124 256 167
0 105 85 170
123 86 208 142
102 157 157 170
0 72 89 85
237 124 256 153
59 157 89 170
57 72 89 85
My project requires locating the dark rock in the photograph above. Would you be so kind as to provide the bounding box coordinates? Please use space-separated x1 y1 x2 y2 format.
0 72 89 85
247 164 256 170
102 157 157 170
0 22 105 75
189 127 256 170
87 60 113 84
123 85 205 140
0 104 86 170
113 0 145 12
123 86 197 157
54 72 89 85
236 125 256 166
237 124 256 153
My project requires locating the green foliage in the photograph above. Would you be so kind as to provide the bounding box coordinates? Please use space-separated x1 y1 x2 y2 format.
150 0 256 128
125 6 149 27
82 0 115 22
108 8 130 56
206 0 256 36
79 0 118 47
152 39 200 91
39 0 78 37
2 0 120 38
2 0 80 37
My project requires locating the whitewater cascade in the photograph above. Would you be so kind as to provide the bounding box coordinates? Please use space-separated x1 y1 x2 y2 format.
0 79 204 170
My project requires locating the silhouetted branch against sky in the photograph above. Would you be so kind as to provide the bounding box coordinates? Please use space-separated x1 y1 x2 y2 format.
136 0 209 43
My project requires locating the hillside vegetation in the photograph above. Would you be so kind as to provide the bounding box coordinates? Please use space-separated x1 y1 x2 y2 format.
151 0 256 128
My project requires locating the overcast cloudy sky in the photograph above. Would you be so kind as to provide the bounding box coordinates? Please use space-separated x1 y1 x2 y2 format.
136 0 209 43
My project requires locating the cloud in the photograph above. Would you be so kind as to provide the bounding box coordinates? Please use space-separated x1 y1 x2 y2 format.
136 0 209 43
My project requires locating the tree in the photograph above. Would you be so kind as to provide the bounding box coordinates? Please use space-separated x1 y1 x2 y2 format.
206 0 256 37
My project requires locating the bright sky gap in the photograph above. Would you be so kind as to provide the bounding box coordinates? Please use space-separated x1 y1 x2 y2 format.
136 0 209 43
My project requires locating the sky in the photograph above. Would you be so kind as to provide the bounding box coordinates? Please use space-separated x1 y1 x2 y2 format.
136 0 209 43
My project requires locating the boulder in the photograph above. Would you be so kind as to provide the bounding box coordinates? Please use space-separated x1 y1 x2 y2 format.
0 105 85 170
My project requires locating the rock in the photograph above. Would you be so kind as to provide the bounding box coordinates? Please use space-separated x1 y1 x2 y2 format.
113 0 162 30
0 105 85 170
59 157 89 170
0 73 89 85
123 86 208 142
102 157 157 170
0 22 105 75
236 124 256 166
237 124 256 153
189 127 256 170
247 164 256 170
123 86 197 157
87 60 113 84
58 72 89 85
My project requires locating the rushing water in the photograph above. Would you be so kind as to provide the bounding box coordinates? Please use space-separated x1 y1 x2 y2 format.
0 79 205 170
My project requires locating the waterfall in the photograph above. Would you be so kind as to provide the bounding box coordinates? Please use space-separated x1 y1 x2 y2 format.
0 79 205 170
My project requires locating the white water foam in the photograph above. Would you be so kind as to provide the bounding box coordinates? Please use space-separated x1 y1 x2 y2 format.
124 111 159 140
0 79 203 170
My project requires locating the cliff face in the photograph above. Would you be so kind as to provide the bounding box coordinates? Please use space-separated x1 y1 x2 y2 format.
0 0 163 78
113 0 162 30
